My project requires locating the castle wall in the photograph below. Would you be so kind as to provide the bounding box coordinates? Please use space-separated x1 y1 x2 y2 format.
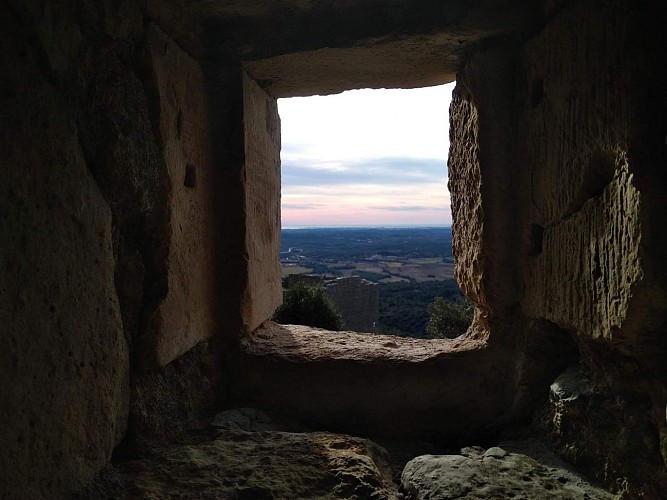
325 278 379 333
0 4 130 496
516 3 667 491
133 25 220 369
241 73 283 332
2 0 666 496
449 1 667 492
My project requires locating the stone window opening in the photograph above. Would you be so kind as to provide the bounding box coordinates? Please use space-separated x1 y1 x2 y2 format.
271 84 473 339
238 68 583 454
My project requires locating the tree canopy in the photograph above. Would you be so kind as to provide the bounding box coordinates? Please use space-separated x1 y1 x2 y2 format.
273 283 344 331
426 296 474 339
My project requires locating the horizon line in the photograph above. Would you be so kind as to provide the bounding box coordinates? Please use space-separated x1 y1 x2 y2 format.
282 224 452 229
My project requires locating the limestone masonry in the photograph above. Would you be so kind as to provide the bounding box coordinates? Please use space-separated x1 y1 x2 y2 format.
1 0 665 497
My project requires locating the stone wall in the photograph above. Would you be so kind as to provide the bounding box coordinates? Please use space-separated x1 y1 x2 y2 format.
324 278 379 333
0 1 244 494
2 0 666 496
241 72 283 333
516 2 667 493
134 25 220 370
449 0 667 493
282 275 379 333
0 4 130 496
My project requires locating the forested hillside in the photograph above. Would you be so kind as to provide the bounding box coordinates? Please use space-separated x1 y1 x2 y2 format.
378 279 463 338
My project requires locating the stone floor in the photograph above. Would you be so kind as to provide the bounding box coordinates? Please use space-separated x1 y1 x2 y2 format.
82 408 613 499
78 323 613 498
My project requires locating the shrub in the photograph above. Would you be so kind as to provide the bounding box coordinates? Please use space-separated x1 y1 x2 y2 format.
426 296 474 339
272 283 344 331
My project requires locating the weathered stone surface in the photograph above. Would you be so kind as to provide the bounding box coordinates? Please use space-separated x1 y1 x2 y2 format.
124 340 225 452
147 0 543 97
325 277 379 333
242 322 485 361
448 84 484 308
448 0 667 493
100 431 398 499
137 25 220 369
510 1 667 493
230 322 570 441
401 445 613 499
517 2 659 345
211 407 286 432
0 7 129 497
449 45 525 316
241 72 283 333
540 364 667 497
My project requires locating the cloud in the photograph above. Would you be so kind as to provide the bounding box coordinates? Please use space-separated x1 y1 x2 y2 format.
277 84 455 226
281 203 325 210
281 156 448 188
278 84 454 161
371 205 447 212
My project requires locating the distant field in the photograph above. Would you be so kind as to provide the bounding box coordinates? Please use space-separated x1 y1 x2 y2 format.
280 227 455 284
409 257 443 264
281 265 312 278
282 259 454 282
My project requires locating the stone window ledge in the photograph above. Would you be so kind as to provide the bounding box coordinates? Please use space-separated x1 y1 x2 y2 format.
240 321 486 363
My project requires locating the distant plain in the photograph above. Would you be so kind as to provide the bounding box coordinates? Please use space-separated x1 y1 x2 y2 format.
280 227 454 283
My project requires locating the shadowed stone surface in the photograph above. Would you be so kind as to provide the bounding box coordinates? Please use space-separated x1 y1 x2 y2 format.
100 431 399 499
515 2 667 493
146 0 543 96
401 445 613 499
2 0 667 496
230 322 573 441
448 0 667 494
0 6 129 497
211 407 286 432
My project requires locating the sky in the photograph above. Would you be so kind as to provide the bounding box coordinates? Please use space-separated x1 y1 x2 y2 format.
278 82 456 228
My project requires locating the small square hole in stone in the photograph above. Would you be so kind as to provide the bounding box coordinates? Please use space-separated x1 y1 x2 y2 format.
184 164 196 188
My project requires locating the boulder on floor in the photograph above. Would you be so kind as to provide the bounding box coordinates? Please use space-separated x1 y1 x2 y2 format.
401 444 612 499
104 431 398 499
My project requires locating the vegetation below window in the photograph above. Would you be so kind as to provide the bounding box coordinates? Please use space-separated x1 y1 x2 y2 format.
273 283 344 331
378 280 465 338
426 296 474 338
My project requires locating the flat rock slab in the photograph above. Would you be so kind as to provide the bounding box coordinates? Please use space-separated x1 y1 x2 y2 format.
110 431 398 499
401 445 613 499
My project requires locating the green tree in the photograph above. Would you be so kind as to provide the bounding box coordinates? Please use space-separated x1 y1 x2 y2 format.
273 283 344 331
426 296 474 339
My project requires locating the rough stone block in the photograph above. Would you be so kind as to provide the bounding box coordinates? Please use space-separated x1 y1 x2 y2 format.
0 11 128 496
137 26 220 368
241 73 283 333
